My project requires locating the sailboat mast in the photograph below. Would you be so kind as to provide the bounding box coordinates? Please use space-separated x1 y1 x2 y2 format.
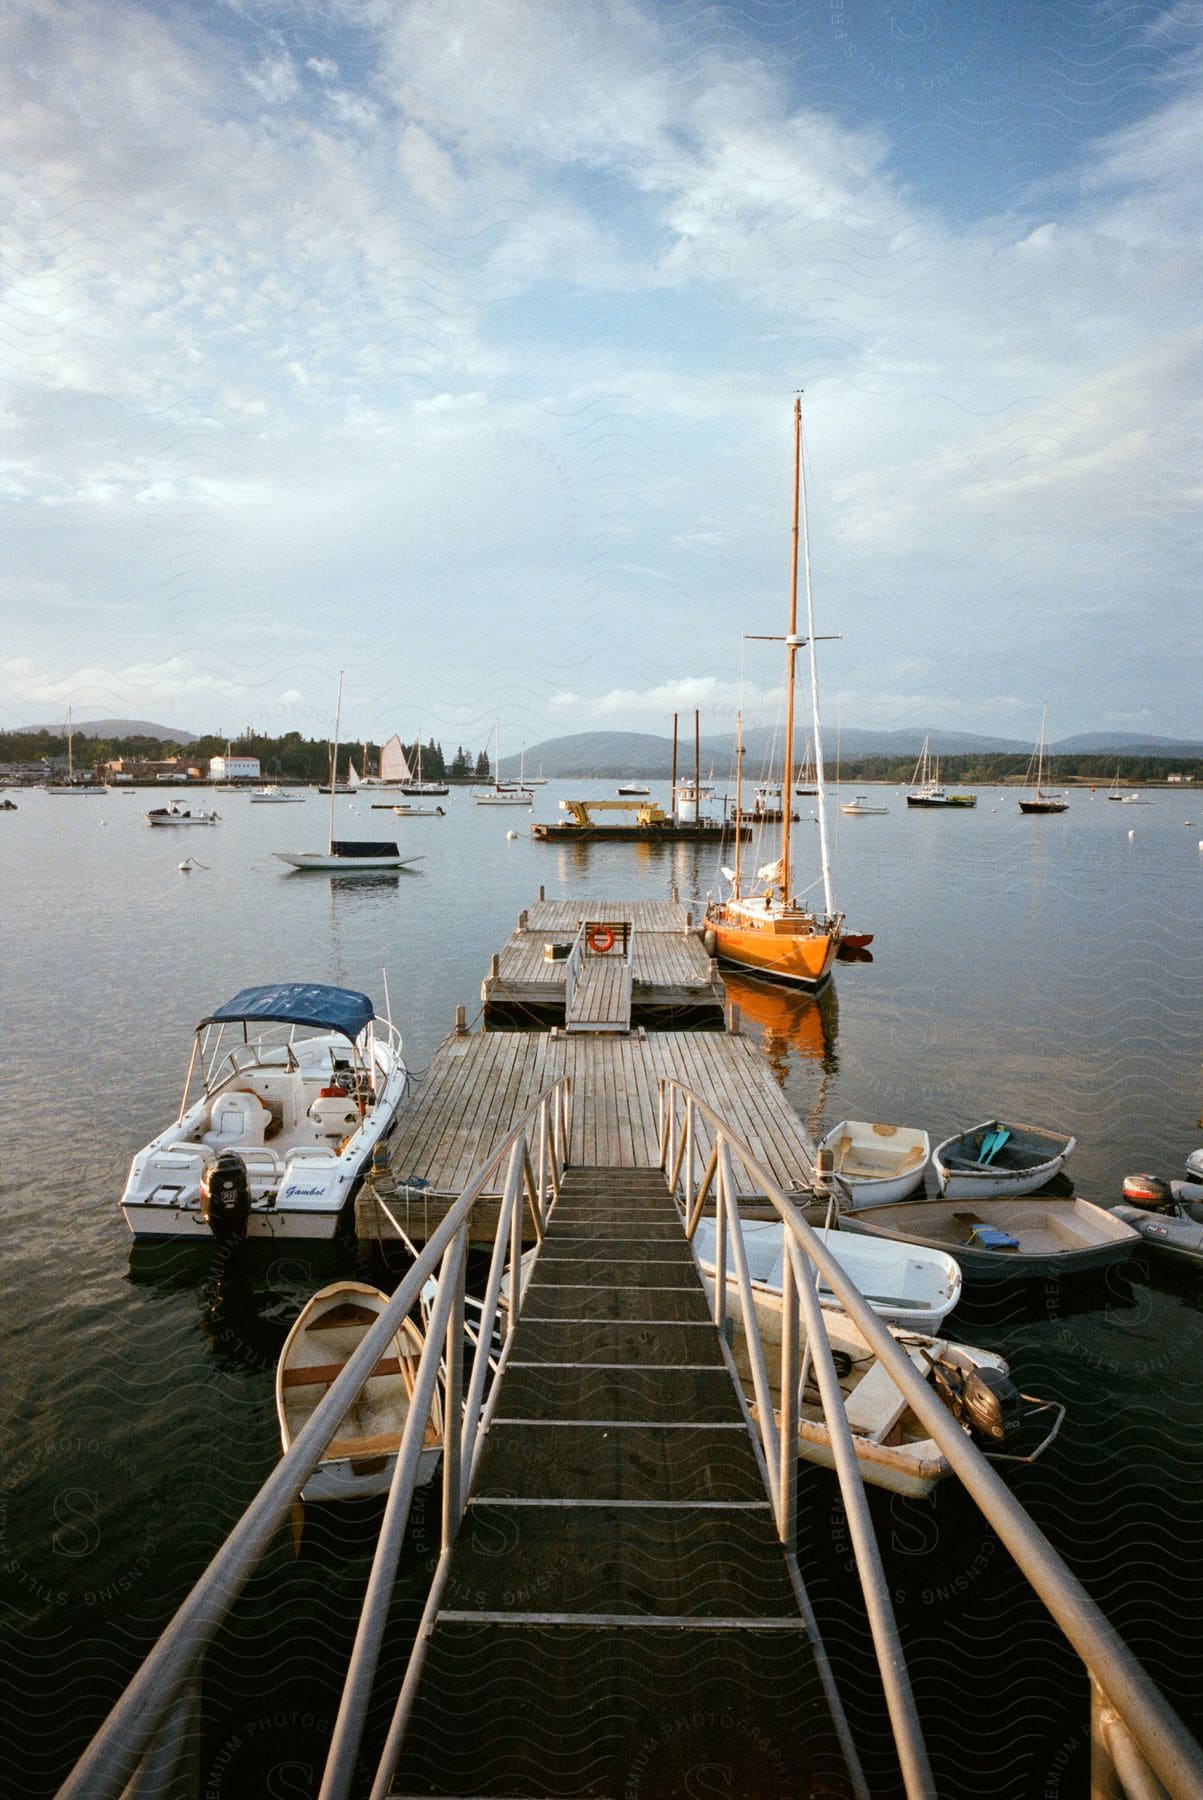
799 401 835 918
779 399 801 903
327 671 343 853
733 709 743 896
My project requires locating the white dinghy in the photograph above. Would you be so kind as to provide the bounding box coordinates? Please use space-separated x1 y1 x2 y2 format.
120 982 407 1241
276 1282 442 1502
692 1214 961 1333
819 1119 932 1206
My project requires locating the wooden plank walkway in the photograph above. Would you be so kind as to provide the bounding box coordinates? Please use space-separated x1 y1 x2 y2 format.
566 953 632 1032
357 1031 818 1243
387 1167 855 1799
482 897 725 1027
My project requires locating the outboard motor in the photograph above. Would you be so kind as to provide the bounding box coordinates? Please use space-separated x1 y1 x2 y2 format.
927 1353 1022 1450
1122 1173 1175 1213
200 1151 252 1244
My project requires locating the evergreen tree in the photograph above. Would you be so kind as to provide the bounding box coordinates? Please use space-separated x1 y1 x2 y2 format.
450 745 470 779
474 749 491 779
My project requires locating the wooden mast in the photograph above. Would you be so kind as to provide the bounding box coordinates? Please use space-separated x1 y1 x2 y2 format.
733 709 744 896
798 400 835 918
694 709 700 818
779 397 801 905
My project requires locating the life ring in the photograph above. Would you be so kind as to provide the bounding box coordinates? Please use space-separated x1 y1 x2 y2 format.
587 926 615 954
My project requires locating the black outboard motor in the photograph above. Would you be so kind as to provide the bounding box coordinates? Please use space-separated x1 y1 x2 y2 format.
927 1353 1022 1450
1121 1173 1175 1213
200 1151 252 1244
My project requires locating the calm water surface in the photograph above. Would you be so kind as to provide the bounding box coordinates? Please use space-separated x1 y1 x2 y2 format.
2 781 1201 1796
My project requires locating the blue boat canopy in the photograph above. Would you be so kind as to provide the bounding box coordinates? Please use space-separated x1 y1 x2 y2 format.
199 983 375 1042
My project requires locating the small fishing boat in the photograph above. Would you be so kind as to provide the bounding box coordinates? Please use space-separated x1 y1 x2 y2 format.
1107 1174 1203 1267
617 784 651 796
934 1119 1076 1199
249 786 305 803
832 1192 1138 1279
147 803 220 826
906 738 976 807
729 1308 1062 1498
276 1282 442 1501
819 1119 931 1206
839 795 888 816
120 982 407 1240
692 1214 961 1333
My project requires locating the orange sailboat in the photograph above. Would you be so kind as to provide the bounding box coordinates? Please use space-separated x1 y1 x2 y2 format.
705 397 845 989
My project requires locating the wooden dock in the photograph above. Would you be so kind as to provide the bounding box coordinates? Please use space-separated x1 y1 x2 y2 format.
481 897 725 1028
387 1166 856 1798
358 1030 819 1243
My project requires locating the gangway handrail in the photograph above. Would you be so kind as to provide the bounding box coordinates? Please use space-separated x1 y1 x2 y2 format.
658 1076 1203 1800
57 1075 572 1800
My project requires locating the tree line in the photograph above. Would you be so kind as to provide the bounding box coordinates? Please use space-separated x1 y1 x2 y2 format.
0 730 494 782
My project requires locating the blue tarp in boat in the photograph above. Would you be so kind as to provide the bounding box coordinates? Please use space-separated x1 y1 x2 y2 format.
199 983 375 1041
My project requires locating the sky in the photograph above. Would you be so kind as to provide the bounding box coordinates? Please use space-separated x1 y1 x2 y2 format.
2 0 1201 751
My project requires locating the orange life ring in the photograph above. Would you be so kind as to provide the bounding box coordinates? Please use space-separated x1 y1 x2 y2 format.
587 926 615 954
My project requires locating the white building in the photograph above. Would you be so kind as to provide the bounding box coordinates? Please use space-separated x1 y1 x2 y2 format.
209 754 261 782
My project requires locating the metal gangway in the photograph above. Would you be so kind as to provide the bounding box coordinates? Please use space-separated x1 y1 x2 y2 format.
563 916 634 1031
59 1077 1203 1799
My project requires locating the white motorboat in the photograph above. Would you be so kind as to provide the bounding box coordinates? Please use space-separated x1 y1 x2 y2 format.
366 802 445 816
729 1308 1062 1498
839 795 889 816
692 1214 961 1333
147 803 220 826
819 1119 931 1206
276 1282 442 1501
1108 1173 1203 1267
934 1119 1076 1199
249 786 305 803
120 982 408 1240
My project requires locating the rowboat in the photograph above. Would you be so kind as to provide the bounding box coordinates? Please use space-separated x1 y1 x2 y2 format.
832 1192 1139 1279
934 1119 1076 1199
276 1282 442 1501
692 1214 961 1333
819 1119 931 1206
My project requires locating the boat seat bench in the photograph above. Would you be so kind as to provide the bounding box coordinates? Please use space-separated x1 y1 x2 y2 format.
281 1356 405 1389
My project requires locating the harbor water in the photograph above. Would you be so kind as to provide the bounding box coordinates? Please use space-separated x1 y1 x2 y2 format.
2 780 1201 1796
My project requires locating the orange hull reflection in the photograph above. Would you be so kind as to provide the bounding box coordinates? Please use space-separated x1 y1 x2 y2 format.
723 970 839 1077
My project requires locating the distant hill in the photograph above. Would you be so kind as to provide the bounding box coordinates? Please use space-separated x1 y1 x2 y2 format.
16 718 198 744
497 725 1203 779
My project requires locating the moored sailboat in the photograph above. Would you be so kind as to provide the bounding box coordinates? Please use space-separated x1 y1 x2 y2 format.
704 397 847 988
275 675 425 871
1018 707 1068 814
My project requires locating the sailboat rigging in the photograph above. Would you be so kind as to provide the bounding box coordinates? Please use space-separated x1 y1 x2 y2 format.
703 397 846 988
275 674 425 869
474 726 534 805
1018 706 1068 814
47 707 105 794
